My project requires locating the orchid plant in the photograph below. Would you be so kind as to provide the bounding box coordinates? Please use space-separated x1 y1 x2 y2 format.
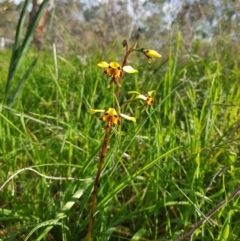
87 40 161 240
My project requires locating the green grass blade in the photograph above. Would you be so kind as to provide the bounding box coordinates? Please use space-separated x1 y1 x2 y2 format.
24 182 91 241
5 0 31 95
4 0 49 105
9 57 38 107
97 146 180 210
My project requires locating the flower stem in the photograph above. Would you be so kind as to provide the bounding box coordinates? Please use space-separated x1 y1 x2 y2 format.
116 41 137 102
87 40 138 240
86 126 111 241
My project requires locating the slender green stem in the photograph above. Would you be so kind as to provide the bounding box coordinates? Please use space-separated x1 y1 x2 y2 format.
86 126 111 241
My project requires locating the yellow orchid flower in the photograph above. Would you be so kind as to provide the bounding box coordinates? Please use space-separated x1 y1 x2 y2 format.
97 61 138 86
141 49 162 63
128 90 155 106
90 108 136 127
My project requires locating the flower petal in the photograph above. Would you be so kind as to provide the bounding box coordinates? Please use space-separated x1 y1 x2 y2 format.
106 108 118 116
143 49 162 58
147 90 155 96
97 61 109 68
136 94 147 100
109 62 121 69
90 109 105 114
120 113 136 123
123 66 138 73
128 91 140 94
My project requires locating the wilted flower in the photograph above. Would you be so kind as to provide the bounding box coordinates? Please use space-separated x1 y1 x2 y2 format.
141 49 162 63
98 61 138 86
128 90 155 106
90 107 136 127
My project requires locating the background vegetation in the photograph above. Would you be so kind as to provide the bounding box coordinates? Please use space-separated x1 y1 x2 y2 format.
1 0 240 52
0 0 240 240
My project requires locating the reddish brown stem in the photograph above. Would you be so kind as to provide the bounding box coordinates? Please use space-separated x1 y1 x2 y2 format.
87 40 136 240
116 41 137 103
115 41 133 105
115 44 129 103
86 126 111 241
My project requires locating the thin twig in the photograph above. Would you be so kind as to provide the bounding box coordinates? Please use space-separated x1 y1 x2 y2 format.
86 126 111 241
175 186 240 241
0 167 91 191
